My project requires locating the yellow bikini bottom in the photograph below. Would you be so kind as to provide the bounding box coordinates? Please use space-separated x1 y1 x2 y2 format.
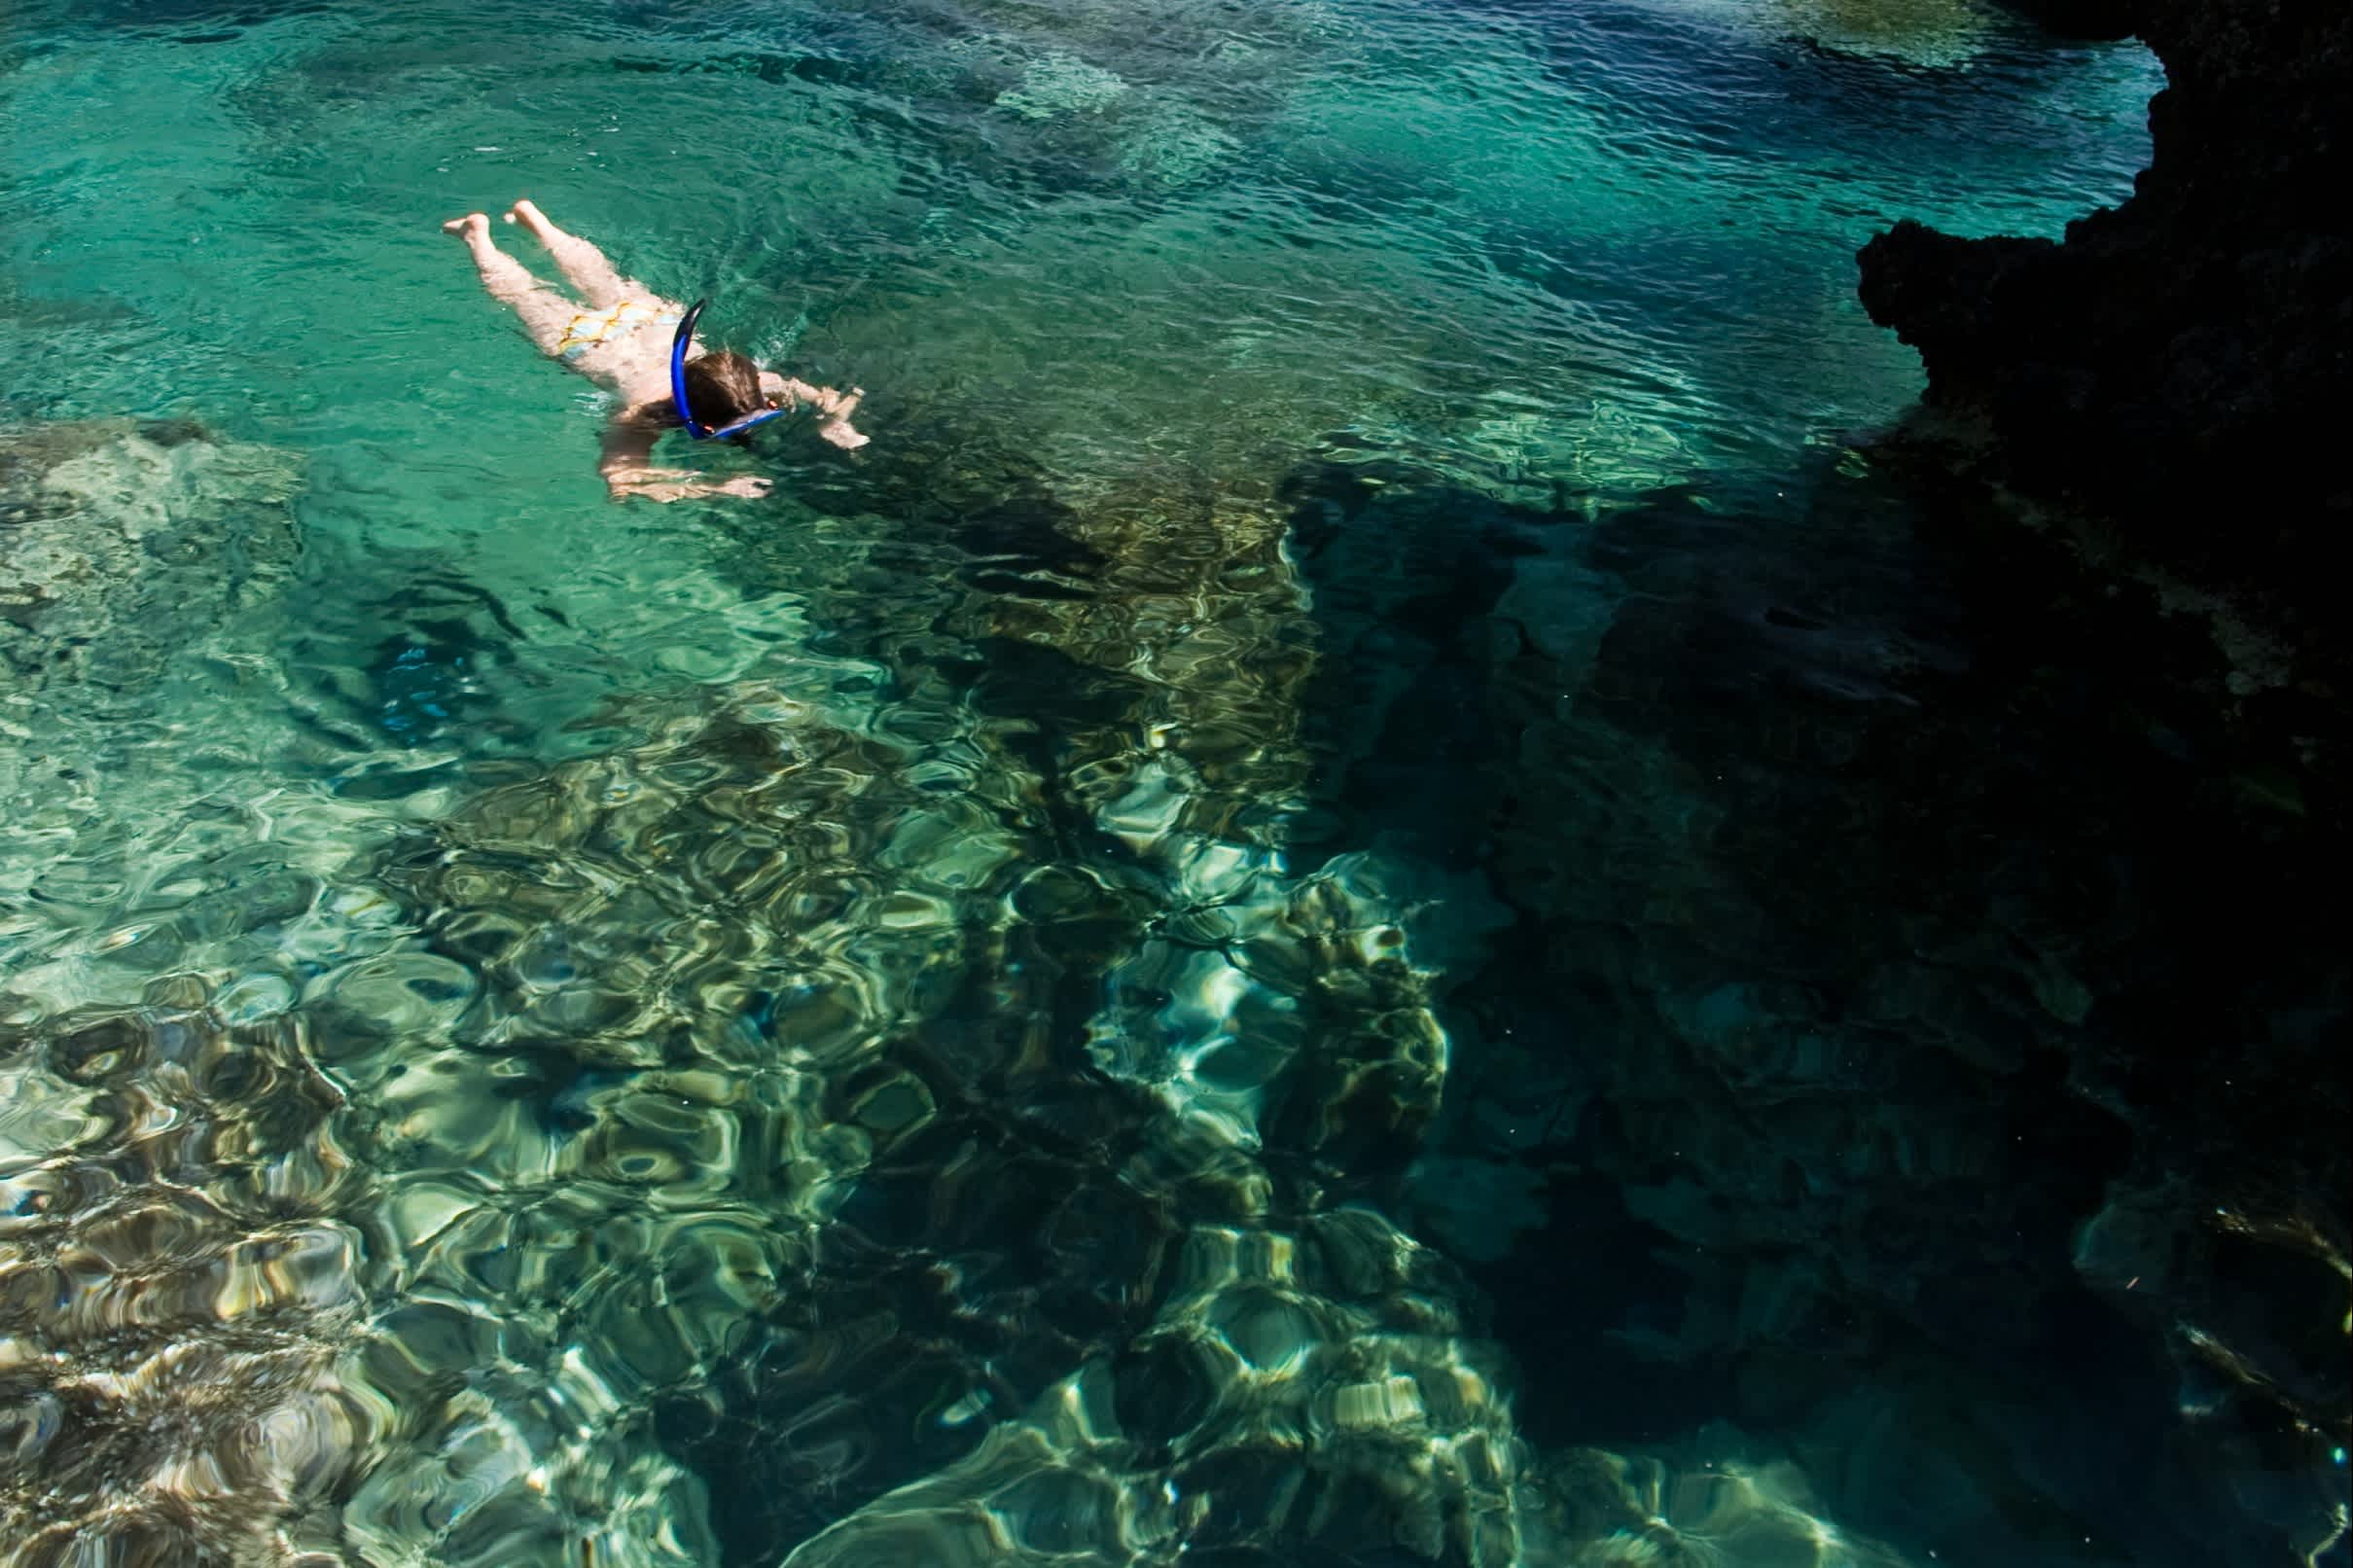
555 298 679 361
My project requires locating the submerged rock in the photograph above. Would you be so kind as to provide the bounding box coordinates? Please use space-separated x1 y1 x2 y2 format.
0 417 302 691
1992 0 2137 39
0 1000 366 1567
994 49 1129 120
1775 0 2003 69
1540 1439 1914 1568
778 1209 1539 1568
1856 0 2351 639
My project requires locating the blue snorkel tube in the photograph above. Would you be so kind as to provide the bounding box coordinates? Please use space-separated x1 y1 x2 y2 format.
670 299 791 441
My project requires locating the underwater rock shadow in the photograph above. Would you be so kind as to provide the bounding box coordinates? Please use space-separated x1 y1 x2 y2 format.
1276 447 2351 1567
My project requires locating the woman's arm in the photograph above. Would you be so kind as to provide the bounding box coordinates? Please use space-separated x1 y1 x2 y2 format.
598 409 771 502
760 372 870 450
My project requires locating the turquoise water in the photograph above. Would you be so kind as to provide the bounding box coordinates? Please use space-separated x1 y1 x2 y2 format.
14 3 2346 1567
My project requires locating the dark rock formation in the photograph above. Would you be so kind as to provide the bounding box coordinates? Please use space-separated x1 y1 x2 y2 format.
1860 0 2351 635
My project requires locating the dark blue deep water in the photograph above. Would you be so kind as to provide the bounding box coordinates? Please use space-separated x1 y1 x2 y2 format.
3 0 2345 1564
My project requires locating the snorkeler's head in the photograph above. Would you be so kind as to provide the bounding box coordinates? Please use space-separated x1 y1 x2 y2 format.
681 350 772 433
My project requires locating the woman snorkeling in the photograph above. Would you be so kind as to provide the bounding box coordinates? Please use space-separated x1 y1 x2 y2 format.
443 199 868 503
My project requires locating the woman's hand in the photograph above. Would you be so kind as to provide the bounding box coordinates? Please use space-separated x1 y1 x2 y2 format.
607 470 773 503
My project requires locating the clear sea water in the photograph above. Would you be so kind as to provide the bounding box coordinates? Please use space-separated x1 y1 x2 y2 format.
5 1 2347 1565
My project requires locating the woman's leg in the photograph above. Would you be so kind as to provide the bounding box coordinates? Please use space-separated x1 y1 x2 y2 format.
505 198 633 308
444 213 576 354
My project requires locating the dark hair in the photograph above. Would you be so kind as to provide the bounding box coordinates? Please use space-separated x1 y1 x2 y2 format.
680 349 769 431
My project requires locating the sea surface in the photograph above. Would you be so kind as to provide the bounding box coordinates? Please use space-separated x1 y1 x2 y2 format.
4 1 2346 1565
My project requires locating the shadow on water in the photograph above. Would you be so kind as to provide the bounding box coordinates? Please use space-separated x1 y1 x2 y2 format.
1281 445 2352 1566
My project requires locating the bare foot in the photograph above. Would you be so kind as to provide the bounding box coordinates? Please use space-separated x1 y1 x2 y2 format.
504 198 556 239
819 421 870 450
442 213 489 239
